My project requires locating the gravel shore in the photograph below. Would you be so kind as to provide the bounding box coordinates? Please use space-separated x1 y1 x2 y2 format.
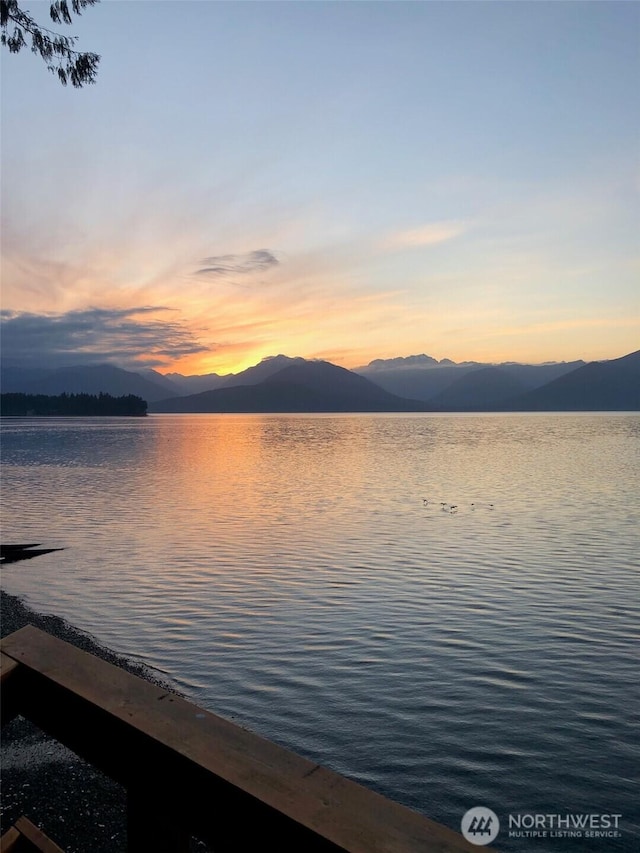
0 589 210 852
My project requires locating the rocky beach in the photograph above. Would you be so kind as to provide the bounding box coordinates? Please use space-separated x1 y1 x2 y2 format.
0 590 209 853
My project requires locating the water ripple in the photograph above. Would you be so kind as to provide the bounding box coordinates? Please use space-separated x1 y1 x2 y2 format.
2 413 639 850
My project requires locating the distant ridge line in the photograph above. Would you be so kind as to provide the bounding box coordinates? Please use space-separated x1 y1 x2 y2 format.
2 350 637 413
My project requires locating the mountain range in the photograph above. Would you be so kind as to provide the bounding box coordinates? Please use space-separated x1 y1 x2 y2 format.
1 350 638 413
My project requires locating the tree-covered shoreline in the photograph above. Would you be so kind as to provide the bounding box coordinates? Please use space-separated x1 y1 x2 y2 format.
0 392 147 416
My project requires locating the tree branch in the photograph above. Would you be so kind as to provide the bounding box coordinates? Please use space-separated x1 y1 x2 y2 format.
0 0 100 86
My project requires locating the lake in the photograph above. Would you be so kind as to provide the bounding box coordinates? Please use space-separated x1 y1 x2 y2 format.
1 413 638 850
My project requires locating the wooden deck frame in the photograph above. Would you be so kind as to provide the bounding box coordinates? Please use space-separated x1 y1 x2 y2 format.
1 626 492 852
0 816 66 853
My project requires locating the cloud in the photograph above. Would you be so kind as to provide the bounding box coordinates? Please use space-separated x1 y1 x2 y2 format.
195 249 279 278
384 221 467 250
0 307 210 369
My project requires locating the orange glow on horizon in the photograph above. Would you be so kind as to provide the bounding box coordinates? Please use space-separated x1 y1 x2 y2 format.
153 339 635 378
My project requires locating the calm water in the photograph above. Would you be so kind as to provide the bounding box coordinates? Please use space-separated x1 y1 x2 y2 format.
1 413 639 850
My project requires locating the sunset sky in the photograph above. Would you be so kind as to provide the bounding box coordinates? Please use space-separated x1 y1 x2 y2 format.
1 1 638 375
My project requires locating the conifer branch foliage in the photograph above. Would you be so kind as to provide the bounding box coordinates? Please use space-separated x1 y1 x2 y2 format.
1 0 100 86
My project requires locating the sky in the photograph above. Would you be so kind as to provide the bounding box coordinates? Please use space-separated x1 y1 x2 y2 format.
1 0 639 375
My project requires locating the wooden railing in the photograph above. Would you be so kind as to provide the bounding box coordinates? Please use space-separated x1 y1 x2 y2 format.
0 816 66 853
1 626 493 852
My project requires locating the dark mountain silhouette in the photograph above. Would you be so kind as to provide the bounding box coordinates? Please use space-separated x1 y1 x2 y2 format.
220 355 304 387
356 364 481 402
357 359 584 402
151 360 430 413
498 361 585 390
2 364 177 403
262 360 426 404
429 367 528 410
162 371 226 394
163 355 302 394
139 369 184 395
4 352 636 413
1 365 54 391
1 357 307 401
363 354 444 370
499 350 640 411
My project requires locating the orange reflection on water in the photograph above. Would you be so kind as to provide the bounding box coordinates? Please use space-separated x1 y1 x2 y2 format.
146 415 378 572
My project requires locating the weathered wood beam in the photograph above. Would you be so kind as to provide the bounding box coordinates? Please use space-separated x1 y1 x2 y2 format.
0 817 66 853
0 652 19 685
0 825 21 853
0 652 22 725
1 626 492 852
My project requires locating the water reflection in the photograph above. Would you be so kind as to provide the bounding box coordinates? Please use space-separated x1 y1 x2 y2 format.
1 413 639 851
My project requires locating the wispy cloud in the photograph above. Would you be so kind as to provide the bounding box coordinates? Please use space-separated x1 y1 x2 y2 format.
384 221 467 250
0 307 210 369
195 249 279 278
